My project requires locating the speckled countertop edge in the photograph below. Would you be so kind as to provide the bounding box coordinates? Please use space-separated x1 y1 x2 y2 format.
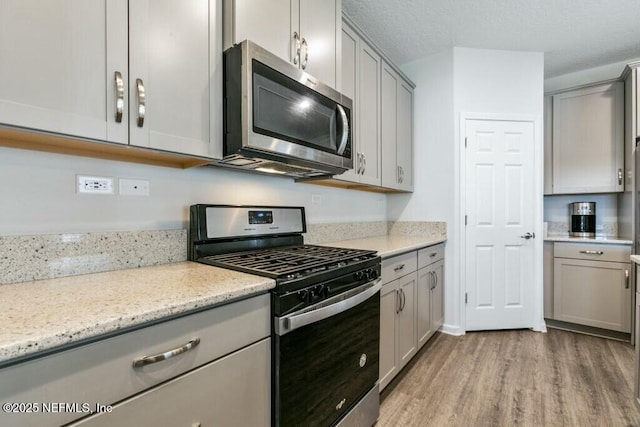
544 235 633 245
0 262 274 363
630 255 640 264
325 235 447 258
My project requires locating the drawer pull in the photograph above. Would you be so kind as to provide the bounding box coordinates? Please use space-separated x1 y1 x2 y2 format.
394 263 406 272
133 338 200 368
579 250 604 255
626 269 630 289
429 252 437 258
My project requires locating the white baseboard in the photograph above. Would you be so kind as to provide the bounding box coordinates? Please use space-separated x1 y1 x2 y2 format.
440 323 464 336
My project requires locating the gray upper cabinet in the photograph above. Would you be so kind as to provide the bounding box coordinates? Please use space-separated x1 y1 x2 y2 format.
335 23 381 186
0 0 124 144
381 62 413 192
544 96 553 195
223 0 341 89
0 0 222 160
551 81 624 194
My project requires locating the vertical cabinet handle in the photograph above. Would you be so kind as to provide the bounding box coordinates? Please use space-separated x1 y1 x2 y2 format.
292 32 301 66
136 78 146 128
625 269 630 289
301 38 309 70
362 154 367 175
396 289 401 314
618 168 623 186
114 71 124 123
400 288 406 311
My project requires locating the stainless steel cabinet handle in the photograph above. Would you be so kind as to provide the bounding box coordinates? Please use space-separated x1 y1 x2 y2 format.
397 165 401 183
399 166 404 183
292 32 301 65
136 78 146 128
114 71 124 123
132 338 200 368
520 232 535 240
396 289 401 314
301 38 308 70
625 269 630 289
362 154 367 174
579 250 604 255
618 168 623 185
394 263 406 272
434 271 438 289
427 271 433 290
400 288 406 311
430 252 437 258
336 105 349 155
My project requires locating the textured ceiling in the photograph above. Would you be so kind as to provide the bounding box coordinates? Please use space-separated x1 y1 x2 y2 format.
342 0 640 77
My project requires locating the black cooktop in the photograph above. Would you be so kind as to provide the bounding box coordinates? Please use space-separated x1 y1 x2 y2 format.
199 244 377 280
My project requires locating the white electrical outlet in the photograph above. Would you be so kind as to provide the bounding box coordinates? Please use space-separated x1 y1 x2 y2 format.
120 178 150 196
77 175 114 195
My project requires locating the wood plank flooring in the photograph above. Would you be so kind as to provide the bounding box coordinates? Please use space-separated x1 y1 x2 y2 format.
378 329 640 426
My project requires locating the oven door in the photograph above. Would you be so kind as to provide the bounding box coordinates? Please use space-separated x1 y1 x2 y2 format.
273 280 381 427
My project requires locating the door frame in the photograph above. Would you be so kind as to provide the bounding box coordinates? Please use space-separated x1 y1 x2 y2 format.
459 112 546 334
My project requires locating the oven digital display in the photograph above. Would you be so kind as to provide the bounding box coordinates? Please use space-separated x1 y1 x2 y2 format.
248 210 273 225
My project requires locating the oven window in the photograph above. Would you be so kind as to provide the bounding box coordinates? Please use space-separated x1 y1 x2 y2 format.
252 60 345 154
274 291 379 426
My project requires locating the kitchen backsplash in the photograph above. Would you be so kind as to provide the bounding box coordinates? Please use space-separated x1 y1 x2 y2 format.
0 221 446 285
545 220 618 237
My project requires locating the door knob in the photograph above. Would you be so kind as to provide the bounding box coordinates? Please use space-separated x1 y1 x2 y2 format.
520 232 535 240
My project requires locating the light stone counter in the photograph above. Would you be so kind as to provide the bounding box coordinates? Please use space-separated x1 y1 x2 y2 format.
544 235 633 245
0 262 274 364
630 255 640 264
326 235 446 258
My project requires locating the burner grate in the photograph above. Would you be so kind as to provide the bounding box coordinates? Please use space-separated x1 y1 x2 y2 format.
202 245 376 278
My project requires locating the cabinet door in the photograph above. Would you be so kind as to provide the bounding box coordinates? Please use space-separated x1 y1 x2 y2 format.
543 95 553 195
417 267 432 349
335 24 360 184
128 0 221 158
381 63 398 189
397 272 417 369
430 260 444 332
636 68 640 139
379 281 399 391
226 0 291 62
299 0 338 88
543 241 554 319
554 258 631 332
358 44 381 186
397 80 414 192
552 82 624 194
0 0 128 144
71 338 270 427
636 293 640 411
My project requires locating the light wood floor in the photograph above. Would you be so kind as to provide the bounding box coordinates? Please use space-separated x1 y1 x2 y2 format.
378 329 640 426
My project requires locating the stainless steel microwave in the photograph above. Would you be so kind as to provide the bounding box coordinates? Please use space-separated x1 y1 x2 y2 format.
220 40 353 178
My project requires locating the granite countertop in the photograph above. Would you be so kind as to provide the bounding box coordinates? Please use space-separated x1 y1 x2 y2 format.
326 235 446 258
631 255 640 264
0 262 274 364
544 235 633 245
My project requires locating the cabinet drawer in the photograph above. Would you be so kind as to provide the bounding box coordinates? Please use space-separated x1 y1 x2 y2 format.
418 243 445 269
554 242 631 262
0 294 270 427
70 338 270 427
382 251 417 284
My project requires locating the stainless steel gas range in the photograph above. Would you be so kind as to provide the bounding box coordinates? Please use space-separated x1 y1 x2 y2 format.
189 205 381 427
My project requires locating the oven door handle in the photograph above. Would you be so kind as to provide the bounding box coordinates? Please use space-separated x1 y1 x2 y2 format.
275 279 382 336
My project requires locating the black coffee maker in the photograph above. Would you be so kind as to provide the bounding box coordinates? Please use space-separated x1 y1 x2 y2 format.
569 202 596 238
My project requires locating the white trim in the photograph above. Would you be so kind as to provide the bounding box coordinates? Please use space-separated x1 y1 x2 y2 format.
440 324 464 336
459 112 545 334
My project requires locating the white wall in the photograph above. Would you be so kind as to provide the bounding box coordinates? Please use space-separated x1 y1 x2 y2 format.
0 147 386 236
544 194 618 235
389 47 544 334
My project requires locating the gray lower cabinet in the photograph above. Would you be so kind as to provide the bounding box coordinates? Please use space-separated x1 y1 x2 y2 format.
417 244 445 349
71 338 270 427
379 243 445 392
553 243 631 332
0 294 270 427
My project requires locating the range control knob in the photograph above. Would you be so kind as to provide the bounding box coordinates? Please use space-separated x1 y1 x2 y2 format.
368 269 378 280
354 271 365 281
298 290 311 304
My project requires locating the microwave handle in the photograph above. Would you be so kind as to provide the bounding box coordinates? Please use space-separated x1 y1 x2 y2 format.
336 104 349 156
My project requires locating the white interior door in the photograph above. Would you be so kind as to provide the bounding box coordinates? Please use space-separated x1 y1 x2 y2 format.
465 119 535 330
